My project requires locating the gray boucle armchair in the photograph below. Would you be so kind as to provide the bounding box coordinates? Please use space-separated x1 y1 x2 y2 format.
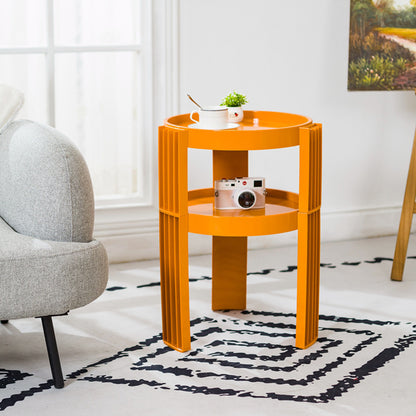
0 120 108 388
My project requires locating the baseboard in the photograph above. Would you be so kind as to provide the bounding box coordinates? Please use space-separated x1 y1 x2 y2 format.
321 205 411 242
96 205 410 263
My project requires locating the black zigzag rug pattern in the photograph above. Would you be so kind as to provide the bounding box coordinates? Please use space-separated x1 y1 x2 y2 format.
68 312 416 404
1 256 416 411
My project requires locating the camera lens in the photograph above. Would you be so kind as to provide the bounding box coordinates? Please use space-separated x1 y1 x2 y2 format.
237 191 256 208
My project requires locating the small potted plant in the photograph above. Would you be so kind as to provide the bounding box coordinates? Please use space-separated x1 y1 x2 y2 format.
220 91 248 123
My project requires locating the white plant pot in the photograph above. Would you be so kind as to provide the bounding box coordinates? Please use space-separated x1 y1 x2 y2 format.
227 106 244 122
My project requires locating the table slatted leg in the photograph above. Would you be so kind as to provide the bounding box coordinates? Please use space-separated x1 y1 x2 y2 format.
159 126 190 352
297 124 322 349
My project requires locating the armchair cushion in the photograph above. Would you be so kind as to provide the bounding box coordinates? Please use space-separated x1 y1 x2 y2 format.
0 217 108 320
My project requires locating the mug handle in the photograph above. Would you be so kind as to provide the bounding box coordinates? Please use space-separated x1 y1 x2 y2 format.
190 110 199 124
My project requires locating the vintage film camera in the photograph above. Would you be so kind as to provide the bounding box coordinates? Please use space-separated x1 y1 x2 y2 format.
214 177 266 210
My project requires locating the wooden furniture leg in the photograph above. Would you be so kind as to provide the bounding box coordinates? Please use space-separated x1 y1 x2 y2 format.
296 124 322 349
391 129 416 281
212 150 248 310
158 126 190 352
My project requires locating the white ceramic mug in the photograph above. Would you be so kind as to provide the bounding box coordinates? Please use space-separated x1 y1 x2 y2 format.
190 106 229 129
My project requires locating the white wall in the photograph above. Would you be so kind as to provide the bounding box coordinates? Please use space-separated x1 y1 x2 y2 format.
177 0 416 254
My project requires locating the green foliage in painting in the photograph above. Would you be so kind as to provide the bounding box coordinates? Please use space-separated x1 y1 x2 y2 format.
350 0 377 37
348 55 408 90
385 6 416 27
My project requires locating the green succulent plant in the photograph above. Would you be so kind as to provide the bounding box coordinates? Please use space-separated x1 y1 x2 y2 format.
220 91 248 107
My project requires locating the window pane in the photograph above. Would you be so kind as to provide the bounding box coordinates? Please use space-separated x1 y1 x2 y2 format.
54 0 141 46
55 52 143 199
0 0 46 47
0 54 48 123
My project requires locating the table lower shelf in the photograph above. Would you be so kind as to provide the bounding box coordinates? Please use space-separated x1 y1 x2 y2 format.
188 188 299 236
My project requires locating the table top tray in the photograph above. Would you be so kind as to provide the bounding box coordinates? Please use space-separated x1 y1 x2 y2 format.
164 111 312 150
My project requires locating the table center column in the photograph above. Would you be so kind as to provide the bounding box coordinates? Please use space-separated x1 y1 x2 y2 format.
212 150 249 310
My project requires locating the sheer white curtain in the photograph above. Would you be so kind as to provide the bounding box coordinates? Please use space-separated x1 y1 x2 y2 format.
0 0 147 203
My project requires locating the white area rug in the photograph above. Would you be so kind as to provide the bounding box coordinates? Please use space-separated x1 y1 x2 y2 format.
1 236 416 415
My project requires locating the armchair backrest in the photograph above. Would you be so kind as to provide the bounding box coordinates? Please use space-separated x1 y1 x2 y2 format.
0 120 94 242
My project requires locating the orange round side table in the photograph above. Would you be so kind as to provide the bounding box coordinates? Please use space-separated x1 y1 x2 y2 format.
159 111 322 352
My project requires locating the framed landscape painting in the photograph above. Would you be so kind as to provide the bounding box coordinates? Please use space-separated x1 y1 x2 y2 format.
348 0 416 90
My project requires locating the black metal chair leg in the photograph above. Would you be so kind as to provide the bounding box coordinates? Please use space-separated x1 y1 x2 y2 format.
41 316 64 388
